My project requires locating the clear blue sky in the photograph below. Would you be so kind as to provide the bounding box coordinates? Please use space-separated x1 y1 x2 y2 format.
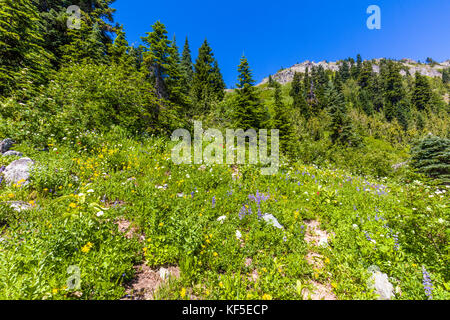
111 0 450 88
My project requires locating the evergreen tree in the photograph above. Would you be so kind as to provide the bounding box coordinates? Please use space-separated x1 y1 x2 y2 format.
0 0 53 96
442 68 450 84
110 25 131 65
234 56 265 129
191 39 225 113
358 61 373 89
181 37 194 85
272 84 295 153
412 73 432 111
290 72 309 119
383 61 405 121
141 21 172 99
352 54 362 79
339 60 351 82
326 81 356 146
411 135 450 185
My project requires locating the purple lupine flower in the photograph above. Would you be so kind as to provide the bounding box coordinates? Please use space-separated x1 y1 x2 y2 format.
353 205 357 211
422 266 433 300
0 165 5 173
191 191 195 198
212 196 216 208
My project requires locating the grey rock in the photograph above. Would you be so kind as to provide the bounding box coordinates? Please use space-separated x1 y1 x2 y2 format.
3 157 34 185
2 150 23 157
4 201 33 212
0 138 14 154
261 213 284 229
367 265 395 300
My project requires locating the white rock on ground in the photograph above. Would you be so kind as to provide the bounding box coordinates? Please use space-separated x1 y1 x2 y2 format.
4 201 33 212
261 213 284 229
2 151 23 157
368 266 395 300
4 158 34 185
159 267 170 280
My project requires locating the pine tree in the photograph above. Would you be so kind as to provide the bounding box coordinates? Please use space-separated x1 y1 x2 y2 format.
358 61 373 89
412 73 432 111
339 60 351 82
326 81 356 146
411 135 450 185
0 0 53 96
352 54 362 79
383 61 405 121
191 39 225 113
442 68 450 84
273 84 295 153
110 25 130 65
141 21 172 99
234 56 265 130
181 37 194 85
290 72 309 119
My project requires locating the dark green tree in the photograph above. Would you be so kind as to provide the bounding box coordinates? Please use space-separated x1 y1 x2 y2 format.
273 84 295 153
383 61 405 121
290 72 309 119
411 135 450 185
181 37 194 85
0 0 53 96
412 73 432 111
234 56 266 129
191 39 225 113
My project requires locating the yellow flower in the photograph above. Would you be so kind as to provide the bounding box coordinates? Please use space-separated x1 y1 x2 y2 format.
180 288 186 298
68 203 77 208
219 281 223 288
159 222 164 227
81 242 93 253
8 194 14 199
52 288 58 294
213 252 218 257
262 294 272 300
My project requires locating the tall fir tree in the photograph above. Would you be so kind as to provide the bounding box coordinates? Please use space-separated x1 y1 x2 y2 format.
273 84 295 154
191 39 225 114
141 21 172 100
412 73 432 111
383 61 405 122
339 60 351 82
180 37 194 86
290 72 310 119
234 56 266 130
0 0 53 96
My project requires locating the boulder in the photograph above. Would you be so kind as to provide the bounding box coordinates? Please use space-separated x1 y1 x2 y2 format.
3 157 34 185
2 150 23 157
367 265 395 300
261 213 284 229
0 138 14 154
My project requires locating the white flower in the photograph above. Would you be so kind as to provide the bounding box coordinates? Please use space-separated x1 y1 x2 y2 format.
186 174 190 178
96 211 104 217
437 218 444 224
236 230 242 239
87 189 94 193
217 215 226 223
53 148 57 151
352 224 359 229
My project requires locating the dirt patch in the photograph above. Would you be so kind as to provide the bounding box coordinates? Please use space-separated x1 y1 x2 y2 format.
122 264 180 300
302 280 337 300
115 218 145 241
302 219 337 300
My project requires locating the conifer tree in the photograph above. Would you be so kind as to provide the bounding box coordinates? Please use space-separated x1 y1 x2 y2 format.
273 84 295 153
0 0 53 95
290 72 309 119
181 37 194 85
358 61 373 89
442 68 450 84
141 21 172 99
383 61 405 121
411 135 450 185
326 81 356 146
412 73 432 111
191 39 225 113
339 60 351 82
234 56 265 130
110 25 131 65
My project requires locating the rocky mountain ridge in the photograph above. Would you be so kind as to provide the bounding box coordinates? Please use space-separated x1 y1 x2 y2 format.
258 58 450 86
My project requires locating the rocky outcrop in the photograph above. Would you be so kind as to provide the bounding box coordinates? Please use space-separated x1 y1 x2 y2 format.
258 58 449 85
0 139 14 154
2 151 23 157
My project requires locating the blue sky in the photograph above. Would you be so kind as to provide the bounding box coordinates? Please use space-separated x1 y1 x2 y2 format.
111 0 450 88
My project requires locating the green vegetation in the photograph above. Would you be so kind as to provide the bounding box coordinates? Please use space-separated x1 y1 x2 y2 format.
0 0 449 300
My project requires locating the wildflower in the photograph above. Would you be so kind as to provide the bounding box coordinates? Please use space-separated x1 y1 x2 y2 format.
212 196 216 208
213 252 218 257
262 294 272 300
52 288 58 294
96 211 104 217
8 194 14 199
219 281 223 288
68 203 77 209
422 266 433 300
180 288 186 298
81 242 93 253
159 222 164 227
